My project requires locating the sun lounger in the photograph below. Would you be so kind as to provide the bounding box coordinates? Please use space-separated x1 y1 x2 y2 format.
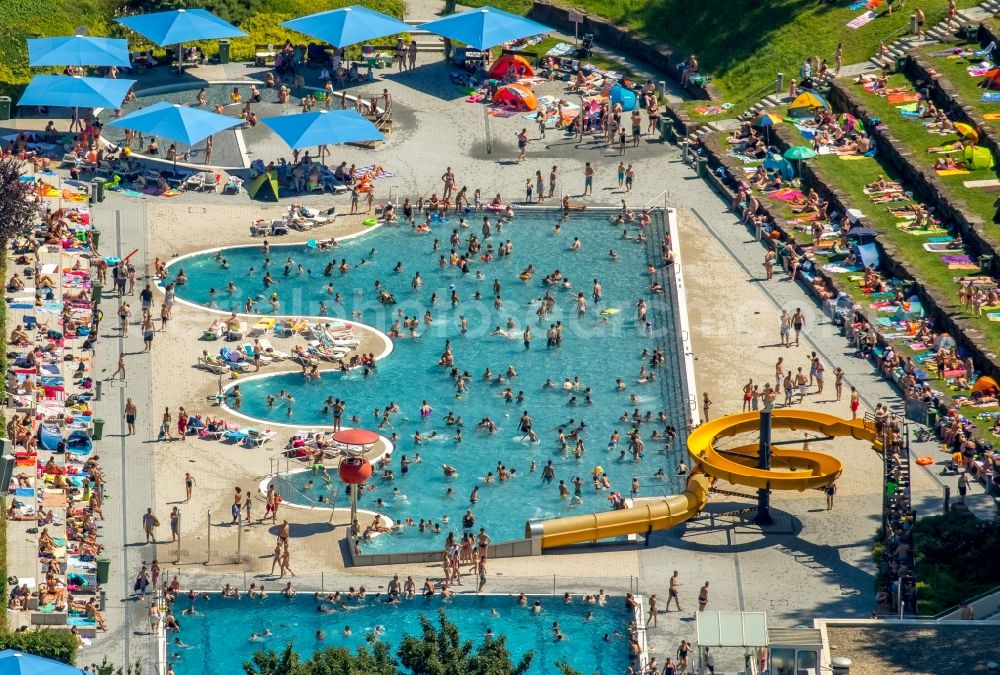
197 355 229 374
227 322 247 341
256 338 290 359
250 318 276 336
242 344 272 365
242 429 275 448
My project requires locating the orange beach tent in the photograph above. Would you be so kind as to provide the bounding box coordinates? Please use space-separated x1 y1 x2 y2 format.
972 376 1000 396
489 53 534 79
492 83 537 111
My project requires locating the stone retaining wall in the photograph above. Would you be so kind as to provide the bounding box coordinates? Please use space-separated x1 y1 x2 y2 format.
528 0 719 101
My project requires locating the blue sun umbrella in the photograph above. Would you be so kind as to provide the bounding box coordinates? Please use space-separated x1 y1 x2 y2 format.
115 8 246 46
262 110 384 150
281 5 411 49
109 101 242 169
418 6 551 51
28 35 130 67
0 649 84 674
18 74 136 110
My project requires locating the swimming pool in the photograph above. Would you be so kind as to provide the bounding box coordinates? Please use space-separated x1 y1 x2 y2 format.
167 593 635 674
170 210 692 551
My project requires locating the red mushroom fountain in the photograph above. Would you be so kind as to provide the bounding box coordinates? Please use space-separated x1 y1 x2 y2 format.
334 428 379 524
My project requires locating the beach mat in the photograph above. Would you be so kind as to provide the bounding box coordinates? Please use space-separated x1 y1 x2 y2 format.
982 93 1000 102
886 93 919 104
839 155 873 160
963 179 1000 188
847 10 877 29
984 113 1000 120
937 168 971 176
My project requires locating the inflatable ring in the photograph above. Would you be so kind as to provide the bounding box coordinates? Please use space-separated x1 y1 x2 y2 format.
519 273 532 280
915 456 934 466
363 219 377 227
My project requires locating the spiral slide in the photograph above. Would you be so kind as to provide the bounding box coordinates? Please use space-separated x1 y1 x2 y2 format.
530 410 879 550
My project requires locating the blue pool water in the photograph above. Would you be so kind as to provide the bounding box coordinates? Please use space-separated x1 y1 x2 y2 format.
168 593 634 674
171 211 691 551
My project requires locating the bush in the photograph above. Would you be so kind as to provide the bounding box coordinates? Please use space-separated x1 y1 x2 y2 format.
0 629 79 665
913 511 1000 615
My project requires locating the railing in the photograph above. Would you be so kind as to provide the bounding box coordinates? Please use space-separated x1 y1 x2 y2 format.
931 583 1000 620
866 411 917 616
644 190 671 210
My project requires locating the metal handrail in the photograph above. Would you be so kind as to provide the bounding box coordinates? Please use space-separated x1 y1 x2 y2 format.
644 190 671 210
930 583 1000 620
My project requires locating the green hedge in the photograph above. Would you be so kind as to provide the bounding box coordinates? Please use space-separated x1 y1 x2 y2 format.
0 629 79 665
914 511 1000 615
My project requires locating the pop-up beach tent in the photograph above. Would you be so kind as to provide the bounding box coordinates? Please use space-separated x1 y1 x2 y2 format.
609 83 637 111
493 83 537 111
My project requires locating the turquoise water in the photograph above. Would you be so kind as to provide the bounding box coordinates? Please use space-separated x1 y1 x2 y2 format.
168 593 634 674
171 211 690 551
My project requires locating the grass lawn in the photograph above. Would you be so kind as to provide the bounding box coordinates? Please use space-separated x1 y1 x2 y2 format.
918 42 1000 128
0 0 406 92
0 0 117 97
748 137 1000 437
852 73 1000 225
465 0 978 110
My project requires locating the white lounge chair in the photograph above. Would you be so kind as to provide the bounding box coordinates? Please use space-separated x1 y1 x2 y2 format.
201 171 219 192
257 338 290 360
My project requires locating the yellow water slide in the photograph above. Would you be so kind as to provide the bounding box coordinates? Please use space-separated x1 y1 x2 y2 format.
530 410 879 550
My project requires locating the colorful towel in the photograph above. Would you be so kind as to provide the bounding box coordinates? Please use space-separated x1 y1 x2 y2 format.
771 189 805 202
695 106 726 116
937 168 971 176
988 312 1000 321
847 10 877 29
942 255 973 264
838 154 873 160
949 262 981 270
886 93 919 104
981 93 1000 102
984 113 1000 120
353 165 396 181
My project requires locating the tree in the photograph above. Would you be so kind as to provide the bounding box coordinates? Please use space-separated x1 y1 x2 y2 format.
397 609 532 675
242 611 538 675
244 643 396 675
0 157 36 249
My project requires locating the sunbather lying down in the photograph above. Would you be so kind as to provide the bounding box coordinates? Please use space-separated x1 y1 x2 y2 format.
927 141 964 154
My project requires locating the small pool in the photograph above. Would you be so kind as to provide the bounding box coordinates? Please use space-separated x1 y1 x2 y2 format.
171 211 691 551
167 593 636 674
98 82 330 168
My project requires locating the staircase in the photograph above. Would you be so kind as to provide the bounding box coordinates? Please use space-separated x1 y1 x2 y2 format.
402 18 446 53
868 412 918 616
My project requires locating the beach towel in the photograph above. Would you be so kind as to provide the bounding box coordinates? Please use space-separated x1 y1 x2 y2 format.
937 168 971 176
988 312 1000 321
847 11 877 29
771 189 805 202
964 179 1000 188
942 255 973 264
949 262 981 270
982 93 1000 102
886 93 919 104
857 242 880 269
838 154 872 160
488 107 521 117
984 113 1000 120
695 106 725 115
897 103 918 112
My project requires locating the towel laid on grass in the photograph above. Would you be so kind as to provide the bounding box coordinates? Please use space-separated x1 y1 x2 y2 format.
847 11 877 29
982 92 1000 102
937 168 971 176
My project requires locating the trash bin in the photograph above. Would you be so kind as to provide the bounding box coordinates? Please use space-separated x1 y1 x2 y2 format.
660 118 674 143
980 254 994 273
0 96 10 121
926 408 938 428
92 230 101 250
444 0 457 14
92 177 106 203
96 558 110 584
696 157 708 178
91 283 102 304
92 418 105 441
218 39 230 65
